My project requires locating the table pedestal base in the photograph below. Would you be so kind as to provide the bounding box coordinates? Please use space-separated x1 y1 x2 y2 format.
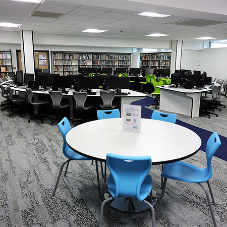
110 190 157 212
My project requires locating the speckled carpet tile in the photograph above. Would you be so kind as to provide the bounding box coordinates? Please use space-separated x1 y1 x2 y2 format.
0 95 227 227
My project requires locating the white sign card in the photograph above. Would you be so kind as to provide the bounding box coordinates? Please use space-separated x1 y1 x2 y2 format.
39 54 47 66
123 104 141 133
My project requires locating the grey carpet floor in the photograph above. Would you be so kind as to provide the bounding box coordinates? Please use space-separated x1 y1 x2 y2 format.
0 96 227 227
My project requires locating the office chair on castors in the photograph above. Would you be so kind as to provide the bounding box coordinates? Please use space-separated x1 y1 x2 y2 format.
26 88 50 123
49 91 70 125
100 90 117 109
72 91 93 125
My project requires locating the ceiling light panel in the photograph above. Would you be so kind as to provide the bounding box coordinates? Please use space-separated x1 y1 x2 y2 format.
0 22 21 27
137 12 170 18
11 0 42 3
82 29 108 33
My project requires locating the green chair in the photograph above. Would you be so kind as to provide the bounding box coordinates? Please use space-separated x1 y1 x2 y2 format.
150 80 164 109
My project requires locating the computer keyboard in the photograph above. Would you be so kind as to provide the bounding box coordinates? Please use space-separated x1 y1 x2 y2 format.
115 92 128 96
87 92 96 95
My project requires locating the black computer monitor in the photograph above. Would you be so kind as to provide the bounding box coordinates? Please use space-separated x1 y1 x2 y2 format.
115 68 127 75
101 68 112 75
108 77 130 90
81 67 96 75
43 69 50 74
129 68 140 76
52 76 72 90
24 73 34 85
35 74 53 88
160 69 170 77
153 69 161 77
144 68 154 76
16 72 23 85
78 76 99 90
193 70 201 75
190 74 201 87
171 73 181 86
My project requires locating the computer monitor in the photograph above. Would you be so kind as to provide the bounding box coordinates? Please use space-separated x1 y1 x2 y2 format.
43 69 50 74
144 68 154 76
24 73 34 85
81 67 96 75
52 76 72 90
193 70 201 75
78 76 99 90
108 77 130 90
190 74 201 87
16 72 23 85
129 68 140 76
153 69 161 77
115 68 127 75
160 69 170 77
171 73 181 87
35 74 54 88
101 68 112 75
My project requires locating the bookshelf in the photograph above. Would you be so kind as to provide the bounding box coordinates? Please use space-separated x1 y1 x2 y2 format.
52 52 131 74
0 50 13 78
140 52 171 70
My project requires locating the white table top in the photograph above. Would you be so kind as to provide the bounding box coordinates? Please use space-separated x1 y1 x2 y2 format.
66 118 201 164
159 85 211 93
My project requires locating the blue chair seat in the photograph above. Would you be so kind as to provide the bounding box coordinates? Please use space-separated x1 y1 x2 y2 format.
64 146 91 160
161 161 210 183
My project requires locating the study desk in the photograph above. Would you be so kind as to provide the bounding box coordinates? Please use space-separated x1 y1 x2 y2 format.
66 118 201 211
11 87 146 119
159 85 211 118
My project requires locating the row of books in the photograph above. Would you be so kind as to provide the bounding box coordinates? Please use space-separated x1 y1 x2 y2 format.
93 60 105 65
78 55 91 60
106 55 118 60
119 55 130 60
119 61 130 65
140 55 150 60
160 62 171 66
0 53 10 59
93 54 105 60
1 66 8 72
64 66 77 71
63 54 77 60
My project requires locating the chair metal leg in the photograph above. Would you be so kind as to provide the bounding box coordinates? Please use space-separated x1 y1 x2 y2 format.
100 161 104 178
161 164 164 188
52 159 71 196
143 200 155 227
95 160 102 198
99 197 113 227
64 159 71 176
157 177 167 219
207 180 215 205
198 183 217 227
104 161 107 182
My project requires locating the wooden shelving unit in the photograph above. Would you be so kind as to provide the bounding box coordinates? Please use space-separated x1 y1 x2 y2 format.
140 52 171 70
0 50 13 78
52 52 131 75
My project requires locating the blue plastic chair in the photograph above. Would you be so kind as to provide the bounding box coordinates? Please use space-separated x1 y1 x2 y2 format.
151 111 177 124
97 109 120 120
52 117 102 198
157 132 221 227
151 110 177 187
99 153 155 227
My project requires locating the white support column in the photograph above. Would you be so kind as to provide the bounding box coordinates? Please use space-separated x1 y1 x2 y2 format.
20 30 34 74
171 40 183 73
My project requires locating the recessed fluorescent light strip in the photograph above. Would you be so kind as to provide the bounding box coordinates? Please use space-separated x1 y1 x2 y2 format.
0 22 21 27
11 0 43 3
146 33 168 37
82 29 107 33
195 37 216 40
138 12 170 18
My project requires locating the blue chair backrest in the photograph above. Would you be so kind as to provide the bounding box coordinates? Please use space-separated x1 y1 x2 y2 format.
106 153 152 201
151 111 177 124
57 117 71 157
205 132 221 177
97 109 120 120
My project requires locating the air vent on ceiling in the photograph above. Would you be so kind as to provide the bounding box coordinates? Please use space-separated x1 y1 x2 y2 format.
169 18 224 27
31 11 63 19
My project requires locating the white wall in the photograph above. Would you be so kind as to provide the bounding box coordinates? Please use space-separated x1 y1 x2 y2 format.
181 47 227 80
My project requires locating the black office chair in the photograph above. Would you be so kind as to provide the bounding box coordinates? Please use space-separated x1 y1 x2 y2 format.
0 84 11 111
200 86 219 118
8 87 27 117
100 90 117 109
26 88 50 123
72 91 93 125
49 91 70 125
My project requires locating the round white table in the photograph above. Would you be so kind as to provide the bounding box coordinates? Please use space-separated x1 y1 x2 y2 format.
66 118 201 212
66 118 201 164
